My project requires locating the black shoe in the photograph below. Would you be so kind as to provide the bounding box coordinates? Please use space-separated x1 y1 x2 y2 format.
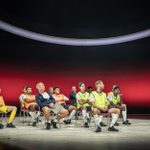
46 122 51 129
0 124 4 129
84 122 89 128
67 119 71 124
32 122 37 127
123 120 131 125
6 123 16 128
108 126 119 132
64 119 71 124
114 122 120 126
95 126 101 133
64 120 68 124
100 122 107 127
51 120 58 128
36 117 42 123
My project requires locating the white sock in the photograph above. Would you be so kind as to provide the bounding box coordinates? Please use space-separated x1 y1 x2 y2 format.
82 109 87 123
29 112 37 122
94 115 101 127
69 110 76 120
36 111 41 118
110 113 119 127
122 110 127 122
86 112 90 119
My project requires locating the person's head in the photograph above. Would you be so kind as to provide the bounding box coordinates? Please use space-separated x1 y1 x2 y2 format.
48 87 53 94
36 82 45 93
54 87 60 94
112 85 120 95
87 86 93 93
71 86 77 93
95 80 104 91
78 82 85 92
26 86 32 94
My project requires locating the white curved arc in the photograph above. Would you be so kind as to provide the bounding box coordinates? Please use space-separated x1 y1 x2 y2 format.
0 20 150 46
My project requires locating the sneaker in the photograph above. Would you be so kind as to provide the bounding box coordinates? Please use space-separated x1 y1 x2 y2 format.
46 122 51 130
123 120 131 125
84 122 89 128
114 122 120 126
100 122 107 127
0 124 4 129
51 120 58 128
68 119 71 124
64 119 71 124
6 123 16 128
108 126 119 132
32 122 37 127
95 126 101 133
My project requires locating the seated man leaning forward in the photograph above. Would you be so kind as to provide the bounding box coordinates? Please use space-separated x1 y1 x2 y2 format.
0 88 17 128
107 85 131 125
53 87 77 124
36 82 68 129
89 80 120 132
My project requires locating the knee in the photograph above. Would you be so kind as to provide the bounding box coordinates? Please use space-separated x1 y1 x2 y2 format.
116 109 120 114
13 106 17 111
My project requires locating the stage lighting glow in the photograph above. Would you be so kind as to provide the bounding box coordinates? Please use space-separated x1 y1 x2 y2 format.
0 20 150 46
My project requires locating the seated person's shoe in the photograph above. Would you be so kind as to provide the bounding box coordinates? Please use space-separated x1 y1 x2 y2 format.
46 122 51 129
67 119 71 124
64 120 68 124
114 122 120 126
6 123 16 128
123 120 131 125
95 126 101 133
51 120 58 128
100 122 107 127
0 123 4 129
32 122 37 127
108 126 119 132
84 122 89 128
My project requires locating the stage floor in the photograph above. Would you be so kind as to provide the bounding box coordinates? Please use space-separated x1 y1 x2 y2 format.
0 116 150 150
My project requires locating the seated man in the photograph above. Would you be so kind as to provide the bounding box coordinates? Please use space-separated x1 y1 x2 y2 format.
19 86 40 127
53 87 76 124
76 82 92 128
107 85 131 125
36 82 68 129
69 86 77 107
89 80 120 132
0 88 17 128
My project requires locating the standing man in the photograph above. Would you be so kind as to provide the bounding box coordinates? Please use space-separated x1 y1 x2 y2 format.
107 85 131 125
89 80 120 132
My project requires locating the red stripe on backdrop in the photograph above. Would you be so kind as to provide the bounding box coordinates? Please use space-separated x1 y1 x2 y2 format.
0 66 150 107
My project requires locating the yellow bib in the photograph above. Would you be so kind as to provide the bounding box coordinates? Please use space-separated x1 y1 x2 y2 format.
92 91 107 107
77 92 90 108
109 92 120 105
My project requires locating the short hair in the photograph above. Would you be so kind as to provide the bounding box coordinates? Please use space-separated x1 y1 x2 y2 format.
87 86 93 90
112 85 120 91
36 82 43 89
78 82 84 87
25 86 31 90
53 87 60 91
95 80 103 86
